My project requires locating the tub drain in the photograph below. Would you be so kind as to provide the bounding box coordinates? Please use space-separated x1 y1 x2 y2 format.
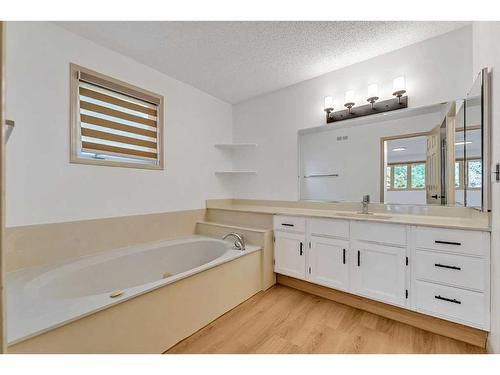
110 290 124 298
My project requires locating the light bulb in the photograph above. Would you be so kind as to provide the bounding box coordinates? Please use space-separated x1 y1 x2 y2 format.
344 90 355 105
324 96 334 111
367 84 378 99
393 76 406 94
367 84 379 107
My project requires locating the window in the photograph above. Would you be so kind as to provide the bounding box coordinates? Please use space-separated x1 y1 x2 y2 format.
393 165 408 189
386 162 426 191
468 160 482 188
411 163 426 189
70 64 164 169
455 159 482 189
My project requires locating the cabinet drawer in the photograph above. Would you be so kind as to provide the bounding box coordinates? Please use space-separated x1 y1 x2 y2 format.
273 215 306 233
309 218 349 239
351 221 406 246
414 227 489 256
415 280 487 328
415 250 485 291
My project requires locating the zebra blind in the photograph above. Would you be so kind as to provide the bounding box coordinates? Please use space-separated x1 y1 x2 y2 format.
71 65 163 169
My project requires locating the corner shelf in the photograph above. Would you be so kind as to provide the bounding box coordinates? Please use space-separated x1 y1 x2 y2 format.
214 142 258 176
214 143 257 149
214 170 257 175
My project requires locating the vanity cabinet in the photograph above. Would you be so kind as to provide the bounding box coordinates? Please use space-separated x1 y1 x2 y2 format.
272 214 491 331
350 221 408 307
308 236 349 291
273 231 306 279
350 240 406 307
273 217 307 279
411 226 490 329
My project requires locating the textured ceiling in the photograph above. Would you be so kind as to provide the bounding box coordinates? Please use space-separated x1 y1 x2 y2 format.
56 21 470 104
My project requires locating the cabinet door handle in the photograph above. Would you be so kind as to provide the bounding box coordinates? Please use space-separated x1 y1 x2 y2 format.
281 223 294 227
435 295 461 304
435 240 461 246
299 242 303 256
342 249 346 264
435 263 461 271
357 250 360 267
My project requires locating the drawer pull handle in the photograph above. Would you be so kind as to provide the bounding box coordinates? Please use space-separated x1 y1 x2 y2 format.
435 295 461 304
435 263 461 271
435 240 461 246
281 223 294 227
343 248 346 264
299 242 303 256
357 250 360 267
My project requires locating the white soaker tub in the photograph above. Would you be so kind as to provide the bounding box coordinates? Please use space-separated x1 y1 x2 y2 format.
7 235 260 345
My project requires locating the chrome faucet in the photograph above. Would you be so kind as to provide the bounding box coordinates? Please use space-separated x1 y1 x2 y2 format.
361 195 370 214
222 232 246 250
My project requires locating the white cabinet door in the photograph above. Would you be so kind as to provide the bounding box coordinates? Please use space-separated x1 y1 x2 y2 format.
350 241 407 307
308 236 349 291
274 231 306 279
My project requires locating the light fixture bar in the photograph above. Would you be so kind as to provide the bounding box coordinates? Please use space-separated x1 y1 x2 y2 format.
326 95 408 123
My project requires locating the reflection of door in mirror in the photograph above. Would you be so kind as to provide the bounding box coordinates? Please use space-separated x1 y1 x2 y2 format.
425 124 442 205
444 102 457 206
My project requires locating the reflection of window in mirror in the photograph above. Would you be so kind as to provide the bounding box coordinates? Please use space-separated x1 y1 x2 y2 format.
386 162 425 191
382 135 428 205
455 159 482 189
454 125 482 207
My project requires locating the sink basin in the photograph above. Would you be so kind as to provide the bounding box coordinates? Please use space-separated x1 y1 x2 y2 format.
333 212 392 220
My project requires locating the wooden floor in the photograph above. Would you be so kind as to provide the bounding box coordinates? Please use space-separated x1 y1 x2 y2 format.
167 285 485 354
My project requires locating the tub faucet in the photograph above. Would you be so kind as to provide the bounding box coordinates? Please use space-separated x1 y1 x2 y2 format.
223 232 246 251
361 195 370 214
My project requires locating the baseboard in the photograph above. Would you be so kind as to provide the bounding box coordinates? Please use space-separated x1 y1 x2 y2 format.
277 274 488 348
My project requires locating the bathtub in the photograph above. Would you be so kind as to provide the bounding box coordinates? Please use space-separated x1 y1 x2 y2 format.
6 235 261 346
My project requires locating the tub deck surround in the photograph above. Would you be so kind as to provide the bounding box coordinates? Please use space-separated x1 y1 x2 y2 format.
5 208 207 273
195 221 276 290
7 236 261 346
206 199 490 231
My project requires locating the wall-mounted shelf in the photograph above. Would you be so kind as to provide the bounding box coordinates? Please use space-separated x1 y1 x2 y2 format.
215 171 257 175
214 142 257 176
214 143 257 149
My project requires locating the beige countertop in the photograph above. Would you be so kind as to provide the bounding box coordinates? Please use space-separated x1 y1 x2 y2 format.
206 199 491 232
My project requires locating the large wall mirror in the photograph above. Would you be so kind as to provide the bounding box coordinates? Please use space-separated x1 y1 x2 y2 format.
298 68 490 211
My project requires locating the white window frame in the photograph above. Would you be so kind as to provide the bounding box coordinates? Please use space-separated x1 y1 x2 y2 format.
70 63 165 170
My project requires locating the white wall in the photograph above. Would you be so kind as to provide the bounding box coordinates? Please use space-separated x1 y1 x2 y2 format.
472 21 500 354
454 190 481 208
5 22 234 227
232 27 473 201
385 191 426 205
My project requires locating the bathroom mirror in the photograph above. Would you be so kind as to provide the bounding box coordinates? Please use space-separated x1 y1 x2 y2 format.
298 69 490 211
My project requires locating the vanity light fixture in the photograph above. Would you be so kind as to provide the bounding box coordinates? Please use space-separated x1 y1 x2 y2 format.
344 90 356 113
455 141 472 146
367 84 379 108
391 147 406 152
324 77 408 124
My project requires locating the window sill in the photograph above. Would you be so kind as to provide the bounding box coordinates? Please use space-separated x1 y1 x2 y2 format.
70 156 163 170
